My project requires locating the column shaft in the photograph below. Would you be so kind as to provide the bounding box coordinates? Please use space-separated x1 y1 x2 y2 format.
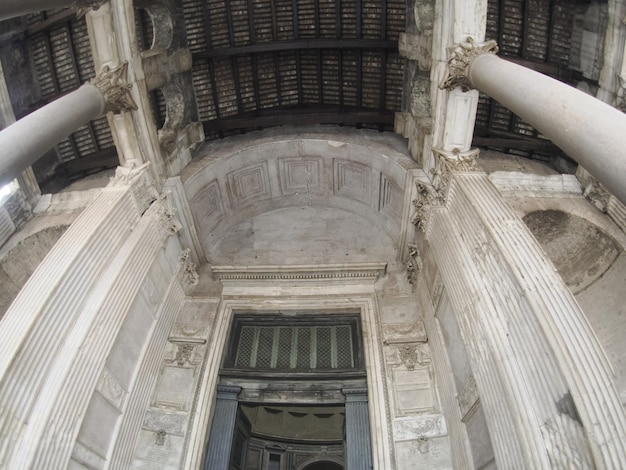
343 388 373 470
427 171 626 468
468 53 626 204
204 385 241 470
0 0 74 21
0 84 104 187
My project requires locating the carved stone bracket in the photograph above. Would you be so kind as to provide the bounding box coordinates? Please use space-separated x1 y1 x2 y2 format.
405 244 423 289
431 147 481 192
109 162 158 214
177 248 199 294
439 37 499 92
72 0 107 17
153 193 183 241
382 322 427 344
579 170 610 212
89 62 138 114
411 181 443 231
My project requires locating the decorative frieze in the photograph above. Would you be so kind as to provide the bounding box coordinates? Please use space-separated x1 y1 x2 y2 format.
382 322 427 344
89 62 137 114
439 37 499 92
176 249 199 294
211 263 387 284
169 324 209 343
393 414 447 442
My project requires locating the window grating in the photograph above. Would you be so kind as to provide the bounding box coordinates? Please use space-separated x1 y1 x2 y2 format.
232 324 356 371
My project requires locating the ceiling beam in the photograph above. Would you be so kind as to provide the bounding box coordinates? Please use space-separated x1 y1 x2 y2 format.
202 107 394 133
193 39 397 59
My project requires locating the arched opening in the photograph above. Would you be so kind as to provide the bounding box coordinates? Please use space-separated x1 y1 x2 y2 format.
302 461 344 470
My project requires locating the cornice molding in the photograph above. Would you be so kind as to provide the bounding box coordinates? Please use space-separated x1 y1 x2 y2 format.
211 263 387 284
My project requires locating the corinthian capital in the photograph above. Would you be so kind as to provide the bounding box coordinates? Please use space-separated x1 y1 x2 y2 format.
89 62 138 114
72 0 107 17
440 37 498 92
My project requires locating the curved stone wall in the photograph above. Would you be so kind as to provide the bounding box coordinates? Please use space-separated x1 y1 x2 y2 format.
181 128 419 261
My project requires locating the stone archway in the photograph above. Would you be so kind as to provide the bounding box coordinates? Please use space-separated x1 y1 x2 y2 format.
301 460 344 470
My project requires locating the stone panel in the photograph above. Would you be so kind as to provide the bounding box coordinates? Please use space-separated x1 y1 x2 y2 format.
393 414 448 441
395 436 452 470
190 179 224 231
77 393 121 459
379 174 403 219
278 157 322 196
227 162 272 208
154 366 195 410
333 159 372 205
391 367 434 414
131 430 185 470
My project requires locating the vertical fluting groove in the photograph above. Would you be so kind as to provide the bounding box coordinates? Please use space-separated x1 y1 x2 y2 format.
108 280 185 470
26 210 164 469
457 173 626 467
420 283 473 469
429 210 534 468
0 188 139 469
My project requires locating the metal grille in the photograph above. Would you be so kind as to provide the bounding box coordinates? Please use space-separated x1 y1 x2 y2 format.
296 327 312 369
316 327 332 369
233 323 356 371
336 326 354 368
235 326 255 368
256 327 275 368
276 327 293 369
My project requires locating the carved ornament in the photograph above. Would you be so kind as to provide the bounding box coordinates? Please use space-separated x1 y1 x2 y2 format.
411 181 443 232
177 249 199 294
175 343 195 366
580 174 610 212
431 147 480 194
440 37 499 92
397 343 431 370
457 375 480 421
382 322 427 344
72 0 107 17
405 244 423 289
89 62 138 114
109 162 158 214
154 194 183 240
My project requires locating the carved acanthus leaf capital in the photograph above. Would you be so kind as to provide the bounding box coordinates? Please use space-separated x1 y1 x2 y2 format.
431 147 481 197
72 0 107 17
90 62 138 114
440 37 499 92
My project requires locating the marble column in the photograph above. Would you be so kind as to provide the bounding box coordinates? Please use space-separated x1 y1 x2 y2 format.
0 0 105 21
441 37 626 205
204 385 241 470
414 149 626 468
343 388 373 470
0 63 136 188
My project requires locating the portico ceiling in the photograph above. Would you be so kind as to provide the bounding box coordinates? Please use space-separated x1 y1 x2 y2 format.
0 0 600 188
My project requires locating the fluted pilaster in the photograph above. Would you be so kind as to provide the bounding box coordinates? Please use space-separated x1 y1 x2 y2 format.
343 388 374 470
425 167 626 467
109 280 186 469
204 385 242 470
